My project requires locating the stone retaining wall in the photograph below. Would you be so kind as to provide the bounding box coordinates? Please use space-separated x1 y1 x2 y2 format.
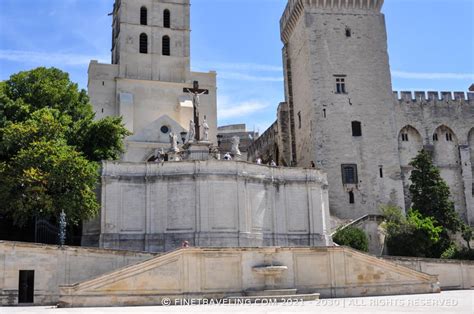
383 256 474 290
0 241 155 306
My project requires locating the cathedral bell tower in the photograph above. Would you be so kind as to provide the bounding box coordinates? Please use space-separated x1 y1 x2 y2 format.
111 0 191 82
87 0 217 162
280 0 405 218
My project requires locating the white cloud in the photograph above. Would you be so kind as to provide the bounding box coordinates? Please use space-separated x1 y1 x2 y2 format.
0 49 108 67
218 99 269 119
392 70 474 80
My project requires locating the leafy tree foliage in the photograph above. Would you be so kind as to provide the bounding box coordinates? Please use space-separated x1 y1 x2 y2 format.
1 67 91 124
409 150 464 256
0 138 99 227
0 67 129 226
0 67 129 162
333 226 369 252
381 205 442 258
409 150 461 233
382 150 468 258
73 116 130 161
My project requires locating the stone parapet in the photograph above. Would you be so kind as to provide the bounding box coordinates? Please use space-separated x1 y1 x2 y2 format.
280 0 384 43
393 91 474 103
101 160 328 184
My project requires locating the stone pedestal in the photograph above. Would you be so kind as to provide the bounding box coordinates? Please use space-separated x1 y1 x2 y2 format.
184 142 212 161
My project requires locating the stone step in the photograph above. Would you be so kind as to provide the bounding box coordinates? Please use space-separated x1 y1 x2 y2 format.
225 293 320 303
245 289 298 296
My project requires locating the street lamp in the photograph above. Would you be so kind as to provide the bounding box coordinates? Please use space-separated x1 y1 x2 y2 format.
58 210 67 248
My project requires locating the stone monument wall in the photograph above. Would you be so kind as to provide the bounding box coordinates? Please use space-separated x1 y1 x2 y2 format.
84 160 332 252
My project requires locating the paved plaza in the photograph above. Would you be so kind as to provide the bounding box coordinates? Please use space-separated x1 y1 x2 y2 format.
3 291 473 314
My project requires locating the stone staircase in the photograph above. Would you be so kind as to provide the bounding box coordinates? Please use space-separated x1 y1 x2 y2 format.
226 291 320 303
59 246 439 308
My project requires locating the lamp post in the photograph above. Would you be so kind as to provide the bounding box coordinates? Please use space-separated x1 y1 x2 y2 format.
59 210 67 248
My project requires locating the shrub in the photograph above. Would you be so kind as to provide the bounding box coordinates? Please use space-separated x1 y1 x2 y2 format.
441 245 474 261
333 226 369 252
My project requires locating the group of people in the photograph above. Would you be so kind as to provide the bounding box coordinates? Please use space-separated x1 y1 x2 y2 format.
255 157 277 167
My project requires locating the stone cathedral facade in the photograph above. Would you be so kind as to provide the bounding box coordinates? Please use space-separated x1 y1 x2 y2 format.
248 0 474 225
88 0 217 162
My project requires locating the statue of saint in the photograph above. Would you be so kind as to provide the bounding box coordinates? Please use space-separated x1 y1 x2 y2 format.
231 136 241 156
186 120 195 144
202 117 210 142
169 132 179 153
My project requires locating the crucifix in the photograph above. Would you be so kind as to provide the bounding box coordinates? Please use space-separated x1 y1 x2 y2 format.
183 81 209 142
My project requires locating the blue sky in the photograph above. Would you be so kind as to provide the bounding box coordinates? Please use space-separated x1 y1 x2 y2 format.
0 0 473 133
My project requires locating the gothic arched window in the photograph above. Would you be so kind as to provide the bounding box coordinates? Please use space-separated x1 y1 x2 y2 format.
164 9 170 28
139 33 148 54
162 36 170 56
140 7 148 25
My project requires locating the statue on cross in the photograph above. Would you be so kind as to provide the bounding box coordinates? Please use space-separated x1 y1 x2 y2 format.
183 81 209 142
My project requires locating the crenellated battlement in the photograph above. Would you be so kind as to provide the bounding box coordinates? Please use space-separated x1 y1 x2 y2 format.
393 91 474 103
280 0 384 43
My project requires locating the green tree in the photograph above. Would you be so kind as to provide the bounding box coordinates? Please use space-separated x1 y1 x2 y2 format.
0 67 129 162
333 226 369 252
72 116 131 161
382 150 466 258
0 67 129 226
381 205 442 258
409 150 461 233
409 150 463 256
0 140 99 227
1 67 92 124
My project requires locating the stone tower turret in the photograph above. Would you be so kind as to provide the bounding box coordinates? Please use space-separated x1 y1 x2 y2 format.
280 0 405 218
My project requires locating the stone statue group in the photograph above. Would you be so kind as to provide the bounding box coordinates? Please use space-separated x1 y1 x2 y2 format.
185 117 210 144
168 117 210 154
163 79 241 161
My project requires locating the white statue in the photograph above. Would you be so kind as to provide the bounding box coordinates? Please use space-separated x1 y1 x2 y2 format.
153 148 166 162
186 120 195 143
231 136 241 156
202 117 210 142
169 132 179 153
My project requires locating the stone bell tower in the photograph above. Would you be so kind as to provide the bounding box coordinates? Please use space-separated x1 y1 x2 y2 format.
87 0 217 162
280 0 405 218
111 0 191 82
